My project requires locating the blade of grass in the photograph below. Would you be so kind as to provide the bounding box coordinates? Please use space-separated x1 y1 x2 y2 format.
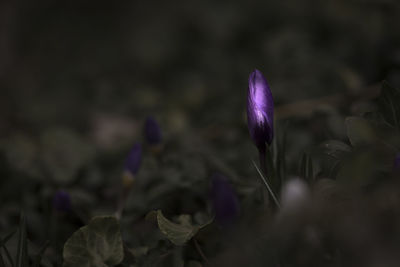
252 160 281 209
300 152 314 184
16 212 28 267
0 250 5 267
3 246 14 267
0 230 17 267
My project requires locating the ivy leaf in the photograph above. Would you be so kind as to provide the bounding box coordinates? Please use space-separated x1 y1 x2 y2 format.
376 81 400 129
320 140 352 159
63 216 123 267
151 210 212 246
317 140 352 178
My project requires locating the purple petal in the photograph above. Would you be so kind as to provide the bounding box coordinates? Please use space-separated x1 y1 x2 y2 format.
211 173 240 227
144 116 162 145
124 143 142 176
247 69 274 150
53 190 71 212
394 153 400 170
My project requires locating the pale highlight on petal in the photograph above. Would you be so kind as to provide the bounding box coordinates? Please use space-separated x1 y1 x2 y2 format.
247 69 274 151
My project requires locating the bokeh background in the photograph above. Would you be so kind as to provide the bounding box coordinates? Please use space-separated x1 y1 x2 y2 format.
1 0 400 135
1 0 400 266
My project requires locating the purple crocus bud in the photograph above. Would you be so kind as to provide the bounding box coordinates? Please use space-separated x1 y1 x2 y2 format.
247 69 274 153
122 143 142 188
124 143 142 176
211 173 240 227
53 190 71 212
144 116 162 145
394 153 400 171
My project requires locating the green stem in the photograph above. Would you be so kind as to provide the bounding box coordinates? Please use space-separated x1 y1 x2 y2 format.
194 239 210 265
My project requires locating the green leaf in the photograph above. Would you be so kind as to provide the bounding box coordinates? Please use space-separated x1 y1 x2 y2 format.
155 210 211 246
345 117 378 147
16 212 28 267
320 140 351 159
63 216 123 267
376 81 400 129
313 178 340 202
335 148 384 185
316 140 352 178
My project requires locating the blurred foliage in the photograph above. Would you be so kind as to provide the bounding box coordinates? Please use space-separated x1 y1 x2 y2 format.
0 0 400 266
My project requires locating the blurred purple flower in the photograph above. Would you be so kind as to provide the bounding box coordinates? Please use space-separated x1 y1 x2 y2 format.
144 116 162 145
124 143 142 176
53 190 71 212
247 69 274 153
211 173 240 226
394 153 400 170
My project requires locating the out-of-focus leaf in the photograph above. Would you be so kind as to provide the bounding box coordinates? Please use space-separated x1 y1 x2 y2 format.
313 178 340 202
376 81 400 129
40 128 95 184
320 140 351 159
345 117 378 147
336 148 381 185
1 134 41 178
62 216 123 267
153 210 211 246
129 246 149 258
314 140 352 179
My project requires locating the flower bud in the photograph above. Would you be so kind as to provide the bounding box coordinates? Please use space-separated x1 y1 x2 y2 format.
247 69 274 152
53 190 71 212
394 153 400 171
144 117 162 145
211 173 240 227
123 143 142 187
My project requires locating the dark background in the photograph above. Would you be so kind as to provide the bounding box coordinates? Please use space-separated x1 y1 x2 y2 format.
1 0 400 135
1 0 400 266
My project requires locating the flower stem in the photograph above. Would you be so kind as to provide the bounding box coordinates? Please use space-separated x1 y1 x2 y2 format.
194 238 210 265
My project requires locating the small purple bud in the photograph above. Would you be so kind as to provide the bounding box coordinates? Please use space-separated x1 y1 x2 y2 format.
124 143 142 176
247 69 274 152
211 173 240 227
144 117 162 145
394 153 400 171
53 190 71 212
